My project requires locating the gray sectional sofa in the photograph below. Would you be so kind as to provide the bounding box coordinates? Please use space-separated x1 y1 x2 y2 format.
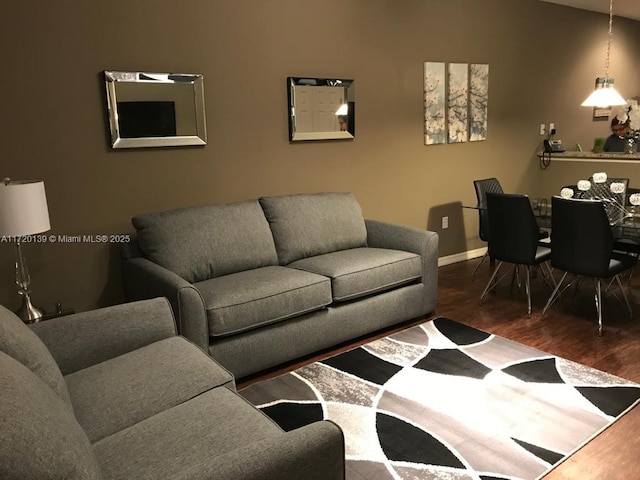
0 298 345 480
122 192 438 378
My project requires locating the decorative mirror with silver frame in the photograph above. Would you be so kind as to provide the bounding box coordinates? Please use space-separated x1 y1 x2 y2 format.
104 71 207 149
287 77 355 141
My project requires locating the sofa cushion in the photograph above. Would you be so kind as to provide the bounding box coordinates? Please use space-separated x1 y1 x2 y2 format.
132 200 279 283
259 192 367 265
194 266 332 337
93 387 282 480
0 352 102 480
65 336 235 443
0 304 71 407
288 247 422 302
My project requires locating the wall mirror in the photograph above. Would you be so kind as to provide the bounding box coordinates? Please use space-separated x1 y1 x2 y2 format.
104 71 207 149
287 77 355 141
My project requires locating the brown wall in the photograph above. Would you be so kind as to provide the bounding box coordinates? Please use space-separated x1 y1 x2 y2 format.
2 0 639 313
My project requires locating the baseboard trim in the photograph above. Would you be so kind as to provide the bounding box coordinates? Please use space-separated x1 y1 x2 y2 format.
438 247 486 267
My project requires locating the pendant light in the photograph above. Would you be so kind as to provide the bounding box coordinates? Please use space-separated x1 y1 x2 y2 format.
581 0 627 107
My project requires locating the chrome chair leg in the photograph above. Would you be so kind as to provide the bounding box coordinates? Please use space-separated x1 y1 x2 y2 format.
480 261 502 302
471 251 488 280
543 272 569 315
614 274 633 319
510 265 522 292
525 266 532 317
595 278 603 336
539 262 556 289
573 276 584 298
603 274 633 319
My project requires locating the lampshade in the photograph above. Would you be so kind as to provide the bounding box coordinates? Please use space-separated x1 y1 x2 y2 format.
0 180 51 237
581 77 627 107
581 0 626 108
335 104 349 116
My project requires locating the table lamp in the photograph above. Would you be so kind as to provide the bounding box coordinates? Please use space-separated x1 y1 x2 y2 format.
0 178 51 323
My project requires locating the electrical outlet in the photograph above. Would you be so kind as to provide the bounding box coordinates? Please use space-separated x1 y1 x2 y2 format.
442 216 449 229
540 124 546 136
549 122 555 132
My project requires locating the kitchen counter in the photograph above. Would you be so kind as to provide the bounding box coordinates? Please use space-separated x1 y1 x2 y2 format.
538 151 640 163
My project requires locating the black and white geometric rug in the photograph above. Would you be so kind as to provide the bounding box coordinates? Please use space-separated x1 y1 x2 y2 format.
240 317 640 480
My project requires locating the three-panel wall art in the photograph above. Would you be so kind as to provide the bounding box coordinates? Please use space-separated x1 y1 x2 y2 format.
424 62 489 145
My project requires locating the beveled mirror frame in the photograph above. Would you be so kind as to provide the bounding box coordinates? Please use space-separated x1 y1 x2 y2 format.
287 77 355 141
104 71 207 149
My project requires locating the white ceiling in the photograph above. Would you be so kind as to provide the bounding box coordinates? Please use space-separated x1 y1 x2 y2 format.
540 0 640 21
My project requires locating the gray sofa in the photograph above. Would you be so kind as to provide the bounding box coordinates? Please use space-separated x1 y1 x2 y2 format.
0 298 345 480
123 192 438 379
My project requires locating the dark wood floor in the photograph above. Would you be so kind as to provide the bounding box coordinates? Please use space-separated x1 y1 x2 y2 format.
239 258 640 480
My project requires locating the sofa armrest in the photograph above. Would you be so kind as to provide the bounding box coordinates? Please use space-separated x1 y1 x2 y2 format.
365 219 439 313
198 420 345 480
122 256 210 352
365 219 438 255
30 298 177 375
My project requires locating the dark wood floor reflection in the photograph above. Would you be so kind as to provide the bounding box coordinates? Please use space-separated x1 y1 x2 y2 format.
239 258 640 480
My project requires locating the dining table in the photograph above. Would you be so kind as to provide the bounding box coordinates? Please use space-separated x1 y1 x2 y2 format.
530 196 640 243
464 196 640 243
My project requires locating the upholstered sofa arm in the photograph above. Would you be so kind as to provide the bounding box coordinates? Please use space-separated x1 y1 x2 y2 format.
30 298 177 375
205 420 345 480
365 219 439 313
122 257 210 352
365 219 437 254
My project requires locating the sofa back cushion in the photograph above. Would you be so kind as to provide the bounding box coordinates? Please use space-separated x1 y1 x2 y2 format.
132 200 279 283
0 352 103 479
0 305 72 407
260 192 367 265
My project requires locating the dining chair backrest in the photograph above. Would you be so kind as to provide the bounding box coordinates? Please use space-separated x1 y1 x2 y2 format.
473 178 503 242
550 196 613 278
626 187 640 206
561 185 578 197
486 192 540 265
586 176 629 224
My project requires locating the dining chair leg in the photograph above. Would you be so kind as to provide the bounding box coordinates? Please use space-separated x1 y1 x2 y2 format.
604 274 634 318
595 278 603 336
543 272 569 315
614 274 633 319
526 266 532 317
539 262 556 289
471 251 489 280
573 276 584 298
480 261 505 302
510 265 519 292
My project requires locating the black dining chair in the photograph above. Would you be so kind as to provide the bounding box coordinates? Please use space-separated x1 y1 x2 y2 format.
472 178 504 279
560 185 578 198
480 192 554 316
625 187 640 208
616 186 640 262
587 176 629 224
543 196 637 336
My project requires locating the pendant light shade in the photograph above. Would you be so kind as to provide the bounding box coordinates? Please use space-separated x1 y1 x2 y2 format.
581 77 627 107
581 0 626 108
335 104 348 115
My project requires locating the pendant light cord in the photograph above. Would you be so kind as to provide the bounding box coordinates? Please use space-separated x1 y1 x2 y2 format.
605 0 613 78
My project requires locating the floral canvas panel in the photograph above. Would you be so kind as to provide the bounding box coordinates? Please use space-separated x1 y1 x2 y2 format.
447 63 468 143
469 64 489 141
424 62 446 145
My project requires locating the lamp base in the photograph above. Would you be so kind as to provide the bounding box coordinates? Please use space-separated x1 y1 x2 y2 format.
15 293 45 324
